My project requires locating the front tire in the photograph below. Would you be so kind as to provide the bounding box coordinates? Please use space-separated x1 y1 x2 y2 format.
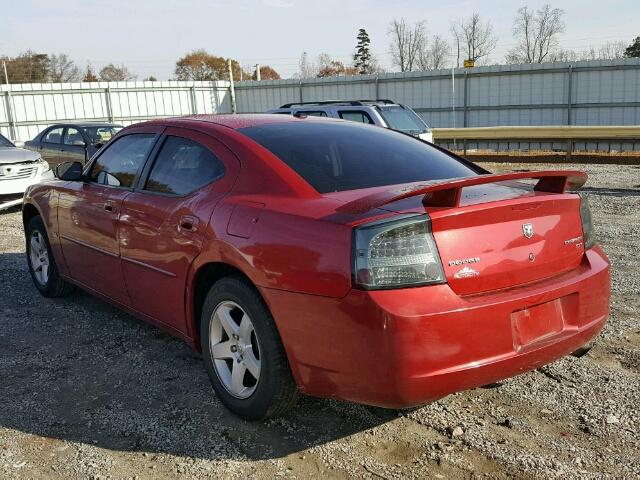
26 216 72 297
200 276 299 420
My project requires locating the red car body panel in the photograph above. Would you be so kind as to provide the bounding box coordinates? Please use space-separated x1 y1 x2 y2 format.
22 114 611 408
260 246 609 407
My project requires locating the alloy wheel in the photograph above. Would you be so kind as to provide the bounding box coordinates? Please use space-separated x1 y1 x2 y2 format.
209 301 261 399
29 231 50 286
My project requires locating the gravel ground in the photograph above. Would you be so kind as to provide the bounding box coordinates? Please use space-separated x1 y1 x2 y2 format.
0 162 638 479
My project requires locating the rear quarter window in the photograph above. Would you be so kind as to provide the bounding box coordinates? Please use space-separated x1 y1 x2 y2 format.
240 121 482 193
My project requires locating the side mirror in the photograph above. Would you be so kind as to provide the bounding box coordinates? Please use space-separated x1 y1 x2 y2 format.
55 161 83 181
93 142 104 149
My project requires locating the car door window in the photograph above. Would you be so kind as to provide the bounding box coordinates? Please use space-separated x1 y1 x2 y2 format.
43 127 64 144
338 111 374 124
63 128 85 146
144 136 225 196
297 110 328 117
89 134 156 188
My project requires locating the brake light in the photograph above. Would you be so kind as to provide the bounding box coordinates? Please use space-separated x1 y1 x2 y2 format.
579 193 597 249
353 215 445 289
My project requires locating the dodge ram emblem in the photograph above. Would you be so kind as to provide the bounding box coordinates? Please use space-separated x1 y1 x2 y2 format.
522 223 533 239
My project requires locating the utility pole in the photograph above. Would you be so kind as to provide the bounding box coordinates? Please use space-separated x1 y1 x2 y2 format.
254 64 261 81
227 59 237 113
2 61 16 141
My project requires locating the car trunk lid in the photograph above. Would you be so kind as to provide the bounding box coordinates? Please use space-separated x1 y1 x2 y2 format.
331 171 588 295
430 192 585 294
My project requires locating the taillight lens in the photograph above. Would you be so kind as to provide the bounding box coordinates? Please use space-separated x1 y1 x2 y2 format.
353 215 445 289
579 193 596 249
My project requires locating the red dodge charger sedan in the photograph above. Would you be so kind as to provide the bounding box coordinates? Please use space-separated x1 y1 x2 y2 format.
22 114 610 419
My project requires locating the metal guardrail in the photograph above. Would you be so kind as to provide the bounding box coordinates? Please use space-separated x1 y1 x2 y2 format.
432 125 640 141
433 125 640 161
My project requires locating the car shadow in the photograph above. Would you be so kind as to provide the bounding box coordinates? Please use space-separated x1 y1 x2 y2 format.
0 204 22 215
0 251 393 463
578 186 640 197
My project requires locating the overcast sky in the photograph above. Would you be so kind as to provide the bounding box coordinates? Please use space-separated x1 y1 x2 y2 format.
1 0 638 80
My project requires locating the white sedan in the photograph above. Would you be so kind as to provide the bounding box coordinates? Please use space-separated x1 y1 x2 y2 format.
0 133 54 211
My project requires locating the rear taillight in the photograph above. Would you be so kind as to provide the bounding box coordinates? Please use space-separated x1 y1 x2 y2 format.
353 215 445 290
579 193 596 249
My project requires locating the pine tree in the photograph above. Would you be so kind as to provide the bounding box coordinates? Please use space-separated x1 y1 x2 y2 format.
353 28 372 74
625 37 640 58
83 64 98 82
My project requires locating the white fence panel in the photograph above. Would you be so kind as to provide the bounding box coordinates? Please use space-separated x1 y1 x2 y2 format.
1 80 230 142
2 59 640 143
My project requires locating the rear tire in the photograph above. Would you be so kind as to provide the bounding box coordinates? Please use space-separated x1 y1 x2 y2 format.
200 275 299 420
26 216 73 297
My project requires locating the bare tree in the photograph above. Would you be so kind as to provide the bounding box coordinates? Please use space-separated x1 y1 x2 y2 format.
418 35 452 70
597 41 627 60
548 49 579 62
316 53 357 77
550 41 627 63
48 54 81 82
505 5 565 64
388 19 427 72
452 13 497 65
99 63 136 82
297 51 318 78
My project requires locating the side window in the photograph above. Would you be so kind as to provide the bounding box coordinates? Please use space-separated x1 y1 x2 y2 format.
89 134 156 188
338 111 374 124
144 136 225 196
43 127 64 144
63 127 85 146
297 110 328 117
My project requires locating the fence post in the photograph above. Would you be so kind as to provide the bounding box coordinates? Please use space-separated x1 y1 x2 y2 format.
227 60 237 113
3 91 16 141
104 87 114 122
566 65 573 126
298 80 303 103
463 70 469 155
566 65 573 159
211 82 220 113
374 74 379 100
189 85 198 114
463 70 469 128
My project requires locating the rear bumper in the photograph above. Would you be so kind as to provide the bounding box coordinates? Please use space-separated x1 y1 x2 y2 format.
261 246 610 408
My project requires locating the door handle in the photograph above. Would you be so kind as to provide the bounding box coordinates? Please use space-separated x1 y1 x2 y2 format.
179 215 199 232
104 201 117 213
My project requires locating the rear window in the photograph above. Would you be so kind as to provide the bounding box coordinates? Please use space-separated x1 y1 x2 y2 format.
378 106 428 134
240 121 480 193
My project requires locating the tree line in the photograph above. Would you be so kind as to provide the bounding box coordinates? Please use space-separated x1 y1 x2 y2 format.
2 3 640 84
388 6 640 73
0 52 143 84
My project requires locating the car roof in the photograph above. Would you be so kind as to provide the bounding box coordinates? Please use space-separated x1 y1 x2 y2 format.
48 122 123 128
146 113 338 130
278 99 399 109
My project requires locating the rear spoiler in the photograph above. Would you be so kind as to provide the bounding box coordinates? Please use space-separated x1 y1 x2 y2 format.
336 170 587 214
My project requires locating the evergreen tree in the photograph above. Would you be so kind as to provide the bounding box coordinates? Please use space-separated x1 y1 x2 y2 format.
625 37 640 58
83 64 99 82
353 28 372 74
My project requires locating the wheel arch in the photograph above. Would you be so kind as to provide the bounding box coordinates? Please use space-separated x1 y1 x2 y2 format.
189 261 266 352
22 202 42 230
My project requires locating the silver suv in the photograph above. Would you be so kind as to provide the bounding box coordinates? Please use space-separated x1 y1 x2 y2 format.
267 100 433 143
